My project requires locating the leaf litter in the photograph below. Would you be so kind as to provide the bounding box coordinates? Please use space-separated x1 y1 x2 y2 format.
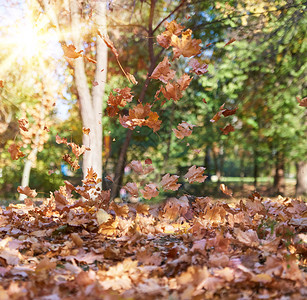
0 185 305 299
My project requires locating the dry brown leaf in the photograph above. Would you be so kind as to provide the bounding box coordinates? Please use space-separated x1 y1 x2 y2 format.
220 184 233 196
17 186 37 198
160 174 181 191
184 165 207 184
8 144 25 160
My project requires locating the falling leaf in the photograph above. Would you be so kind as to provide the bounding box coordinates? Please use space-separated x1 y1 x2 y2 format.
102 176 112 184
184 165 207 184
8 144 25 160
222 107 238 117
82 128 90 135
92 81 99 86
100 33 119 58
171 29 201 59
17 186 37 198
297 96 307 107
0 80 4 88
123 182 138 197
160 174 181 191
150 57 176 83
210 104 226 123
202 98 207 103
220 124 235 135
56 134 67 144
173 121 195 139
126 73 138 85
157 20 185 49
18 119 28 131
62 44 83 59
141 183 159 200
224 38 236 46
68 142 87 157
145 158 152 165
84 55 97 63
220 184 233 196
189 58 208 75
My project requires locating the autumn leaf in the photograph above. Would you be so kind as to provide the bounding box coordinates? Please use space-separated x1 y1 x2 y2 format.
160 174 181 191
161 82 183 101
220 124 235 135
71 233 83 247
96 208 111 225
18 118 28 131
129 160 154 175
157 20 184 49
126 73 138 85
189 58 208 75
150 57 176 83
144 159 152 165
0 80 4 88
17 186 37 198
68 142 87 157
141 183 159 200
210 104 226 123
62 44 83 59
84 55 97 64
55 134 67 144
171 29 201 59
297 96 307 107
184 165 207 183
224 38 236 46
63 154 80 171
136 203 150 215
123 182 138 197
220 184 233 196
82 127 90 135
54 190 68 210
109 202 129 218
173 121 195 139
100 33 119 58
8 143 25 160
222 107 238 117
92 81 99 86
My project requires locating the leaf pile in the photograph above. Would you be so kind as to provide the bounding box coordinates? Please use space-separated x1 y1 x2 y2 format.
0 192 306 299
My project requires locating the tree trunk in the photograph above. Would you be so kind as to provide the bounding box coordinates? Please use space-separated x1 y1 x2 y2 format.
296 161 307 196
253 149 258 188
273 152 285 195
70 0 107 183
111 129 132 199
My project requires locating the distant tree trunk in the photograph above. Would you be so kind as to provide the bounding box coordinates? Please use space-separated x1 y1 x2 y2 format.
111 130 132 199
253 149 258 188
239 151 245 186
19 103 45 201
273 152 285 195
296 161 307 196
163 102 176 172
70 0 107 183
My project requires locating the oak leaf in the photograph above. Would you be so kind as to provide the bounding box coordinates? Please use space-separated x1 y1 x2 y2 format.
220 124 234 135
8 144 25 160
62 44 83 59
184 165 207 184
82 127 90 135
17 186 37 198
220 184 233 196
100 34 119 58
222 107 238 117
55 134 67 144
160 174 181 191
123 182 138 197
189 58 208 75
18 119 28 131
173 121 195 139
297 96 307 107
141 183 159 200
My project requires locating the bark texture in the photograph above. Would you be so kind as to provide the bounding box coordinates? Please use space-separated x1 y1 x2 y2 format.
296 161 307 196
70 0 107 182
